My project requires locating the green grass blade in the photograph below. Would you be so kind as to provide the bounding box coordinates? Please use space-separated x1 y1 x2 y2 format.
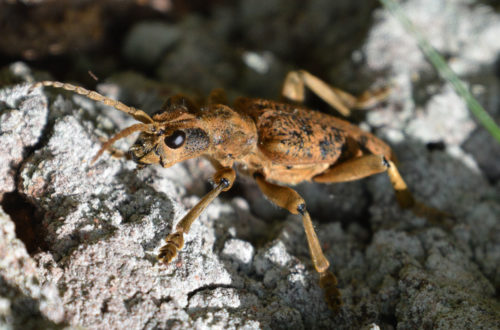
379 0 500 143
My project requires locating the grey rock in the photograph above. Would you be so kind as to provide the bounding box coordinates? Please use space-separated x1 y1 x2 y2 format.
156 16 238 96
123 22 181 68
0 206 65 329
221 238 254 273
463 127 500 182
0 83 47 198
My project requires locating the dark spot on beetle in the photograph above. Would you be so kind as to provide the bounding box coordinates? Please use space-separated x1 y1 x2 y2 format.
220 177 230 188
272 102 288 111
382 156 390 168
359 135 368 147
218 109 232 120
353 136 370 154
185 128 209 152
297 203 306 214
327 127 344 143
289 131 304 149
286 165 293 170
256 102 268 110
301 123 313 136
319 139 331 159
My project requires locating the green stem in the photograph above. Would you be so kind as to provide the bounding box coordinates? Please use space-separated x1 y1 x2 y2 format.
379 0 500 143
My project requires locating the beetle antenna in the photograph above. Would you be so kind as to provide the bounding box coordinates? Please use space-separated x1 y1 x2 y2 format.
91 123 152 164
31 81 154 124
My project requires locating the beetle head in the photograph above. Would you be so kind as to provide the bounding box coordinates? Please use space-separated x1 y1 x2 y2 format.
130 125 210 168
128 98 210 168
92 94 210 168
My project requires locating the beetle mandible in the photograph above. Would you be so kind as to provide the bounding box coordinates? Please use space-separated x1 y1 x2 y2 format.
32 70 447 311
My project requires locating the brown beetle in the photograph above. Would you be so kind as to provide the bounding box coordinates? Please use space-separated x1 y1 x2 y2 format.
32 70 447 311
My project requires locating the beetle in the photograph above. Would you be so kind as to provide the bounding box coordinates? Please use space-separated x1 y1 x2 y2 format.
32 70 447 311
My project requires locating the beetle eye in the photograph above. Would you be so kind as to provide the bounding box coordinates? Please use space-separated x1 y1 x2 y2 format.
164 130 186 149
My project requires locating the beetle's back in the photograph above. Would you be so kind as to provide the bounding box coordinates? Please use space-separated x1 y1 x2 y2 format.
234 98 393 166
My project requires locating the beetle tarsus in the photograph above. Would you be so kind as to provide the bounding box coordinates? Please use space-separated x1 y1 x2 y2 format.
320 270 342 311
158 232 184 264
157 166 235 265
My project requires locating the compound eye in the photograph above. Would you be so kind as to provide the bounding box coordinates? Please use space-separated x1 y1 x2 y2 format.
164 130 186 149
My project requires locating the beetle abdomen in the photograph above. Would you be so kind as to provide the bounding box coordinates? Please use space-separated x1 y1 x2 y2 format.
255 108 348 165
235 97 394 165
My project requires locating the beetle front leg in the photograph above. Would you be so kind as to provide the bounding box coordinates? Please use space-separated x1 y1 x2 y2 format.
282 70 390 116
254 173 342 311
158 167 235 264
313 154 450 225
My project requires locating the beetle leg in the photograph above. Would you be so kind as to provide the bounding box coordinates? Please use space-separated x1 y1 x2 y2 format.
254 173 342 311
314 154 414 204
282 70 390 117
313 155 450 225
207 88 229 105
158 167 235 265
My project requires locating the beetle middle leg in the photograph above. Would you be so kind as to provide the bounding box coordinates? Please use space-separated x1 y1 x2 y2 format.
313 154 449 225
253 173 342 311
158 166 236 264
282 70 390 116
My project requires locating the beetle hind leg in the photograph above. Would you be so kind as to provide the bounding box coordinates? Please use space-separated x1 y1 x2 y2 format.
282 70 390 117
313 154 451 226
254 173 342 311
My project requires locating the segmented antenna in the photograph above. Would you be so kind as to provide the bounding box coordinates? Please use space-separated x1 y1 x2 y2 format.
31 81 154 124
91 123 152 164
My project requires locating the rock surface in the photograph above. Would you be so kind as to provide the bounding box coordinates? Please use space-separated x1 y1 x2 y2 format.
1 0 500 329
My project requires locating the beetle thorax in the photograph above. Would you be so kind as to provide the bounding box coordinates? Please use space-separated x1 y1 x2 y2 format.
201 105 257 165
